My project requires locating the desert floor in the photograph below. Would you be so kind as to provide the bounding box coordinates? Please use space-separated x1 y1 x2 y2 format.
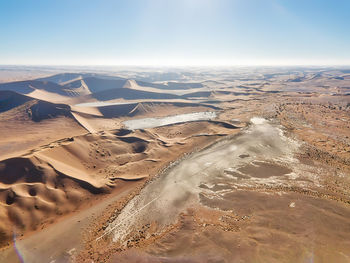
0 66 349 263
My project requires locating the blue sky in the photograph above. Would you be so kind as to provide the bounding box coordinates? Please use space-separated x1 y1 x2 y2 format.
0 0 349 66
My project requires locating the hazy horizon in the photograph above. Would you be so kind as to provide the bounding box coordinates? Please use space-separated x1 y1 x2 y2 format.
2 61 350 67
1 63 350 68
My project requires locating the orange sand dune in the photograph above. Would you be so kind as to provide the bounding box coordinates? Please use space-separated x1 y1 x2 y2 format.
0 96 87 160
0 120 239 247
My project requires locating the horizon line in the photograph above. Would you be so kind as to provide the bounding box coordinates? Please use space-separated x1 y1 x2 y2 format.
1 63 350 68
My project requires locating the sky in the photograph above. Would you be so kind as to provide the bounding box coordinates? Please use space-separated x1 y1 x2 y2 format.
0 0 349 66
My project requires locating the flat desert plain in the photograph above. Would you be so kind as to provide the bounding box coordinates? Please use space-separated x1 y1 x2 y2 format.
0 66 349 262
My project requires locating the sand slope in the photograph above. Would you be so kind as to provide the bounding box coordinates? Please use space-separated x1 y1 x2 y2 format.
0 120 239 247
0 80 68 96
0 91 33 113
0 97 87 160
